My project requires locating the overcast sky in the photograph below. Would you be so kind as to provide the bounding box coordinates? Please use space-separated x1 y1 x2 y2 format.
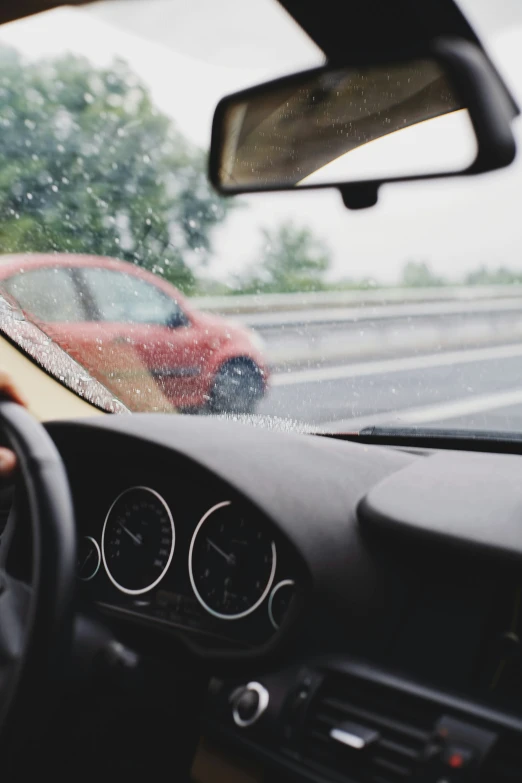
0 0 522 284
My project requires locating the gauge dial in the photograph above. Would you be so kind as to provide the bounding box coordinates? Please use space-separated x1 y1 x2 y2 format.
189 501 276 620
101 486 175 595
77 536 101 581
268 580 296 629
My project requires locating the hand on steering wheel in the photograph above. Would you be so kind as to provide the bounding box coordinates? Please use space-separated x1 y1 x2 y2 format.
0 372 75 765
0 371 28 478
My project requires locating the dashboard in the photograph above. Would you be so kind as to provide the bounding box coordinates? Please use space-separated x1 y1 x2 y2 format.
44 413 522 783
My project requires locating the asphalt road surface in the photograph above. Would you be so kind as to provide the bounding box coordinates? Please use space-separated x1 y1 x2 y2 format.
258 343 522 432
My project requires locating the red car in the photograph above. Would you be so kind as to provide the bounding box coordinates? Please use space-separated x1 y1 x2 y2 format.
0 253 268 413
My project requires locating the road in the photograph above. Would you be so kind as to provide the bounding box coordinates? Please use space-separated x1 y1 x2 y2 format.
258 342 522 432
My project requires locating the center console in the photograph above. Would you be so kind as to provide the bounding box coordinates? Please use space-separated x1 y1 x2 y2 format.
201 659 522 783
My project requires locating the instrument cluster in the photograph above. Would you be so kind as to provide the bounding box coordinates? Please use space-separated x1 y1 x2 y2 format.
76 484 300 647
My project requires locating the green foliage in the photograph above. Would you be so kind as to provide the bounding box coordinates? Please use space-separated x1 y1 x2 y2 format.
192 277 237 296
327 277 380 291
0 47 230 293
464 266 522 286
236 222 331 294
400 261 447 288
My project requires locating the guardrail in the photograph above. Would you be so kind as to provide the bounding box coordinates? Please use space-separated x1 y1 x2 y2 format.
191 286 522 368
191 285 522 315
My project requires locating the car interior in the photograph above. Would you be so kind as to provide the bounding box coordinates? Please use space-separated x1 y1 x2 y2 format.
1 1 522 783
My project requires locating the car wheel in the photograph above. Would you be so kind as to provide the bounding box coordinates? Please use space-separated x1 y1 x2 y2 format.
208 359 265 415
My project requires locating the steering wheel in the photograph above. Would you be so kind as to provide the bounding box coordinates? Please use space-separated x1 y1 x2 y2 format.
0 402 75 751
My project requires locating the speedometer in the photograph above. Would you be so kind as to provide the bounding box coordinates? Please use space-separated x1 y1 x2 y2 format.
101 486 175 595
189 501 276 620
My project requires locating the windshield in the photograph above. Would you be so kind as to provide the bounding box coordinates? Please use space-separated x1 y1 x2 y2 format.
0 0 521 434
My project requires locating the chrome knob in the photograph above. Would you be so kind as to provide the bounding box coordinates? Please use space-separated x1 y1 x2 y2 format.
231 682 269 727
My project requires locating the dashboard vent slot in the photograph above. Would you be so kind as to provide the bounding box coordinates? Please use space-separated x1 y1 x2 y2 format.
301 673 438 783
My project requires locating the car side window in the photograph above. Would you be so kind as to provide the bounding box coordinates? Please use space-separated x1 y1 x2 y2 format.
2 268 86 322
80 268 187 327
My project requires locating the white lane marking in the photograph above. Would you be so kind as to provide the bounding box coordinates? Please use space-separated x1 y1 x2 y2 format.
402 389 522 424
322 388 522 431
272 343 522 387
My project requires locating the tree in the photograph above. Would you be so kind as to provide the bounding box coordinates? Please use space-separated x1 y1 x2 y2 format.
0 47 230 292
464 265 522 285
400 261 446 288
237 222 331 294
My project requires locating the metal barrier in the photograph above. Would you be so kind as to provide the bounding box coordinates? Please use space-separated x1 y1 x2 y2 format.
191 287 522 367
191 285 522 315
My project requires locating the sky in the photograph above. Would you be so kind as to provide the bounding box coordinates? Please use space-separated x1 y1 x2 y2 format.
0 0 521 284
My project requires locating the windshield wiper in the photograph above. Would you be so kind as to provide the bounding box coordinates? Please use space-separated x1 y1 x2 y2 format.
346 425 522 454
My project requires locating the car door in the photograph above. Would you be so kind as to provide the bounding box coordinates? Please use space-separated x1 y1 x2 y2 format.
77 267 203 410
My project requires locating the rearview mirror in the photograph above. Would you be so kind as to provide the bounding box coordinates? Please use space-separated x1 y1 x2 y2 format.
210 39 517 208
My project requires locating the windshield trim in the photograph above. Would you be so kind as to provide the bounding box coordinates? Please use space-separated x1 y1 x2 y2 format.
0 293 129 415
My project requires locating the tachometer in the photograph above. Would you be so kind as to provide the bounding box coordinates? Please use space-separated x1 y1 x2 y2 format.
189 501 276 620
101 486 175 595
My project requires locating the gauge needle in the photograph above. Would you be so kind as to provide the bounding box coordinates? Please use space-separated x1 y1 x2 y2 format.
207 538 233 564
79 550 93 572
120 523 142 546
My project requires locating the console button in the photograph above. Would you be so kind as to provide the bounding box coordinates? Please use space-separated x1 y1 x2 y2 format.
443 746 475 770
236 689 259 722
231 682 269 727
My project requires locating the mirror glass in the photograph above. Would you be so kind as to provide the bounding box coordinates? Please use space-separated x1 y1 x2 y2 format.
215 59 478 190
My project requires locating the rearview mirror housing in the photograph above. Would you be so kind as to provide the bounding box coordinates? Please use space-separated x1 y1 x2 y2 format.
210 38 518 209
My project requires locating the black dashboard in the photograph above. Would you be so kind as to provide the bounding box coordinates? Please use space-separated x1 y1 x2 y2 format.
44 414 522 782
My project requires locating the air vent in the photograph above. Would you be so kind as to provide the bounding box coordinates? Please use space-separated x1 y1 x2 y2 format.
301 673 439 783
